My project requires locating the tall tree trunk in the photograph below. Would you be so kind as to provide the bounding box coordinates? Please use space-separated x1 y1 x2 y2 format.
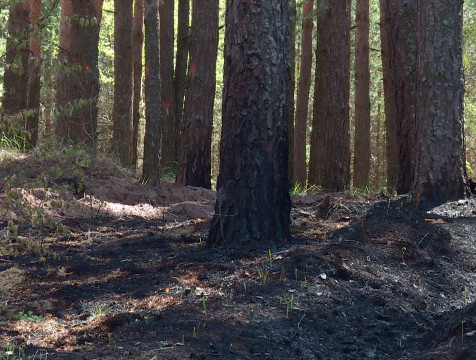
174 0 190 171
177 0 218 189
132 0 144 166
287 0 296 185
55 0 72 143
293 0 314 187
66 0 104 146
142 0 161 184
25 0 41 149
308 0 351 191
159 0 177 171
208 0 291 246
374 88 383 188
1 0 30 141
113 0 134 166
352 0 370 189
380 0 417 194
412 0 467 207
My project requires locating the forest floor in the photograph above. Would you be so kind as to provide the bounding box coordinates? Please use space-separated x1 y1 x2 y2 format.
1 149 476 360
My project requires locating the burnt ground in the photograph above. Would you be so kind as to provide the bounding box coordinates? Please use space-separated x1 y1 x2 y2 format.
1 150 476 360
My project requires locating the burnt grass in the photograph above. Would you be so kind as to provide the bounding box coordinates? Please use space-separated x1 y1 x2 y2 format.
1 192 476 359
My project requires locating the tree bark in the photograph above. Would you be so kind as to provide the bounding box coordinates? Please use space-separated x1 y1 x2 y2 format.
208 0 291 246
25 0 41 149
132 0 144 166
293 0 314 187
113 0 134 166
412 0 467 207
380 0 417 193
352 0 370 189
159 0 177 171
174 0 190 172
287 0 296 185
1 0 30 141
177 0 218 189
142 0 161 184
309 0 351 191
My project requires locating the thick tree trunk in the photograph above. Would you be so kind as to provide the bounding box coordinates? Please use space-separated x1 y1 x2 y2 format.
66 0 104 146
132 0 144 166
308 0 351 191
159 0 177 171
293 0 314 187
142 0 161 184
412 0 467 207
380 0 417 193
177 0 218 189
25 0 41 149
55 0 72 143
174 0 190 170
287 0 296 185
2 0 30 141
113 0 134 166
352 0 371 189
208 0 291 246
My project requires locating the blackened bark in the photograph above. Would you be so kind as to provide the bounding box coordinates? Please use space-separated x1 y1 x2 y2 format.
2 1 30 140
113 0 134 166
177 0 218 189
159 0 177 171
142 0 161 184
352 0 370 188
288 0 296 184
132 0 144 166
293 0 314 187
309 0 351 191
174 0 190 168
25 0 42 149
412 0 467 206
380 0 417 193
208 0 291 246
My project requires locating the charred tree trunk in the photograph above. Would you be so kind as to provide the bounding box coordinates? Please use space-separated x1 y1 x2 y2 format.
287 0 296 184
293 0 314 187
352 0 370 189
177 0 218 189
412 0 467 206
66 0 103 146
159 0 177 171
309 0 351 191
132 0 144 166
174 0 190 170
2 1 30 141
113 0 134 166
142 0 161 184
55 0 72 143
208 0 291 246
25 0 41 149
380 0 417 193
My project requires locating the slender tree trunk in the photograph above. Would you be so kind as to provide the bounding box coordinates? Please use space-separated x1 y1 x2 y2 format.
113 0 134 165
353 0 371 189
208 0 291 246
1 0 30 140
293 0 314 187
309 0 351 191
288 0 297 184
25 0 41 149
132 0 144 166
380 0 417 193
66 0 104 146
374 88 382 188
142 0 161 184
174 0 190 171
177 0 218 189
159 0 177 171
55 0 72 143
412 0 467 206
